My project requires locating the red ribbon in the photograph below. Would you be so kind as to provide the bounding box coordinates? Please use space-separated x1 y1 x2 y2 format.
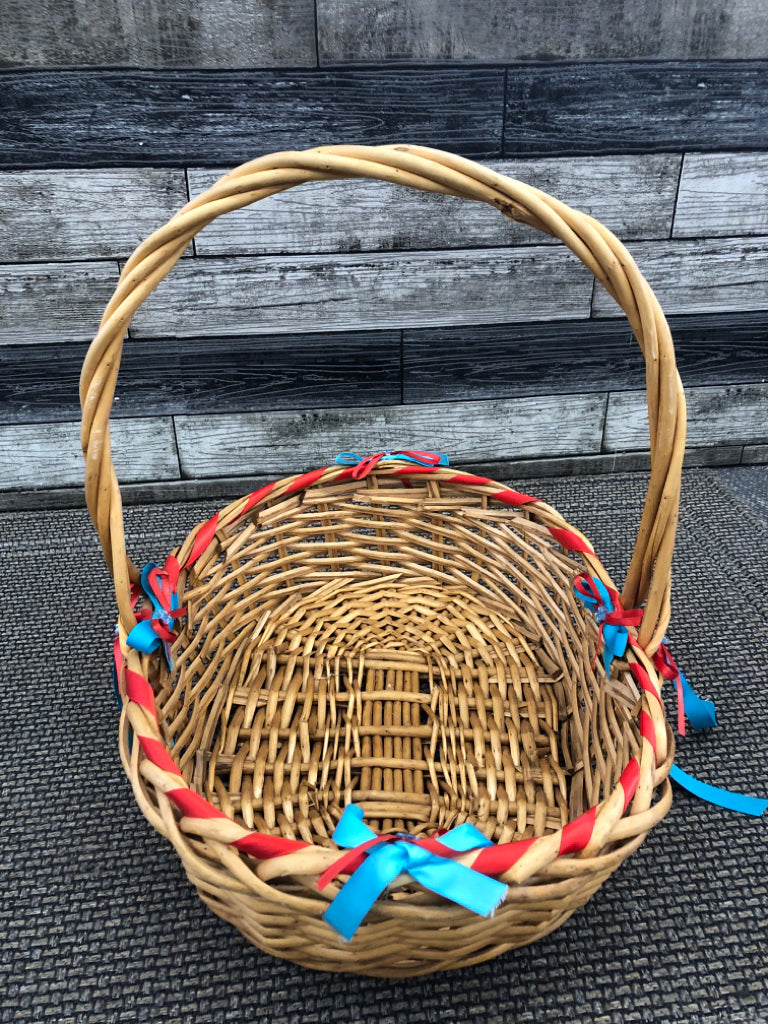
573 573 643 670
349 450 444 480
654 642 686 736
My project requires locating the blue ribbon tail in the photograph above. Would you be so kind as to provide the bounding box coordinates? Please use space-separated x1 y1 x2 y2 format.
679 672 717 730
322 843 404 940
408 849 508 918
670 765 768 816
601 624 628 673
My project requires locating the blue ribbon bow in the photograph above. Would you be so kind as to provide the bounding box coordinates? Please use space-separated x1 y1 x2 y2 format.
126 559 181 669
335 449 449 480
322 806 507 940
574 576 764 816
573 575 635 673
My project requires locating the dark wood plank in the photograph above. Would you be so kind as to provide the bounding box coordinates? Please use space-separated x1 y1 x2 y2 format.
0 262 120 344
604 383 768 451
190 154 680 256
504 62 768 156
674 152 768 238
0 417 179 490
318 0 768 63
0 169 188 261
6 311 768 427
174 392 607 478
0 332 401 424
0 70 505 170
403 312 768 402
592 238 768 317
129 248 593 339
1 0 316 68
742 446 768 465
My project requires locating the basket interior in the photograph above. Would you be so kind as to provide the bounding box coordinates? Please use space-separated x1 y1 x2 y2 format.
150 474 643 846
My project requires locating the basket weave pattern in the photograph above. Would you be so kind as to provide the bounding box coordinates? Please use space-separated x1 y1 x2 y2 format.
81 146 684 976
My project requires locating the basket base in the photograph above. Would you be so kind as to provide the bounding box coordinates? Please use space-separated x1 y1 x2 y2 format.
186 576 581 845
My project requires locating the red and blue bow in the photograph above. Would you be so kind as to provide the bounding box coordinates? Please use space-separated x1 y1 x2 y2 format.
125 556 184 669
320 805 507 940
571 577 766 814
335 449 449 480
573 573 643 673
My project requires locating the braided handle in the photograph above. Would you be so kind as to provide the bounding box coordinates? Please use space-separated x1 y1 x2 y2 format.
80 144 685 651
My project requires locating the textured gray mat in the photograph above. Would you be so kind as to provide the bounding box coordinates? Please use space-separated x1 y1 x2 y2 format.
2 468 767 1024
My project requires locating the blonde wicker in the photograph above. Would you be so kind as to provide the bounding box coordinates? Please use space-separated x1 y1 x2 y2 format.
80 145 684 976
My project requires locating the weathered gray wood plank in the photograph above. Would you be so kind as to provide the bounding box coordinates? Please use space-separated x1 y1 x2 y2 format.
0 417 179 490
174 393 608 478
404 311 768 402
1 0 317 68
603 384 768 452
0 332 401 423
318 0 768 63
190 154 680 256
0 262 120 345
0 169 188 261
504 62 768 156
674 153 768 238
0 444 751 511
592 238 768 318
0 70 505 169
129 248 593 338
742 445 768 465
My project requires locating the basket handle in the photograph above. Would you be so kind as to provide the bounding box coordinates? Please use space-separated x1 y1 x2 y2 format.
80 144 685 652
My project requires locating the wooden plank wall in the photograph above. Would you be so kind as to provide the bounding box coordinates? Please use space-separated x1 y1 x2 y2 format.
1 9 767 503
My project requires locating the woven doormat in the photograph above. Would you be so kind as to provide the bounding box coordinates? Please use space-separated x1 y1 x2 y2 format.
2 467 766 1024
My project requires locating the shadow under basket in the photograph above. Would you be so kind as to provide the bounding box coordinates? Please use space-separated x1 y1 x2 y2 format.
83 145 681 977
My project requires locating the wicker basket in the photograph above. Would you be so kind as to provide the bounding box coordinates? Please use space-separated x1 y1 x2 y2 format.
81 145 683 977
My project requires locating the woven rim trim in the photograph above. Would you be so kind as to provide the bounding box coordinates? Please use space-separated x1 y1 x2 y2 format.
116 462 672 888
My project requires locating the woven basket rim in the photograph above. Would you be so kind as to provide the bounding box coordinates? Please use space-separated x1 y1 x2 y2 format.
116 460 673 884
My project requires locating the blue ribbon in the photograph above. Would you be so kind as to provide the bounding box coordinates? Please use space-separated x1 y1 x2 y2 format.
573 576 630 673
322 806 507 940
126 561 180 670
670 765 768 816
679 670 717 730
335 450 449 469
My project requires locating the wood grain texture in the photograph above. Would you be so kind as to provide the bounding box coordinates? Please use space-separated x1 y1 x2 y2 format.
742 445 768 465
318 0 768 63
0 262 120 345
674 152 768 238
0 0 317 68
129 247 593 338
504 62 768 156
0 169 189 261
0 70 505 170
0 332 401 423
174 393 608 478
592 238 768 318
404 311 768 402
190 154 680 256
603 384 768 452
5 311 767 426
0 417 179 490
0 445 749 511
